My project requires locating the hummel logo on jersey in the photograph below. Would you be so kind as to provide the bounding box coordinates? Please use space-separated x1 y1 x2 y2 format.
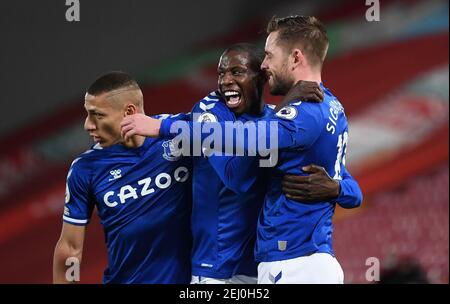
269 271 283 284
109 169 122 181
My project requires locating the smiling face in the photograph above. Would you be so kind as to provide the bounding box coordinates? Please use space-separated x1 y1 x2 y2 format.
217 50 265 115
261 31 295 96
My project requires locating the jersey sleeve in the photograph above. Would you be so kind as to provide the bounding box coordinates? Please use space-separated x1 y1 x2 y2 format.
62 158 95 226
208 103 324 191
207 153 260 193
272 102 324 150
335 166 363 209
208 101 324 155
191 92 261 193
160 101 324 157
153 112 191 121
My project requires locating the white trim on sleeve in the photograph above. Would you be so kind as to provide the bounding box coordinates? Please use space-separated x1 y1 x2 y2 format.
63 215 89 224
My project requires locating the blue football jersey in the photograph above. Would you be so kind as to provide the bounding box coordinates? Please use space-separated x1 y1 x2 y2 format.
159 87 362 266
187 92 271 279
63 136 192 283
161 84 362 262
254 83 357 262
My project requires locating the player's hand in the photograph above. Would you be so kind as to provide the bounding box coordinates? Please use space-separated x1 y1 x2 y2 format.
276 81 323 112
282 164 340 202
120 114 162 141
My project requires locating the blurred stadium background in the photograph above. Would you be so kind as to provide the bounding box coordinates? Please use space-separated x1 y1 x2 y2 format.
0 0 447 283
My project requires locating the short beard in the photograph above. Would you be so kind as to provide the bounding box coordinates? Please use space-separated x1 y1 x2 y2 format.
269 72 294 96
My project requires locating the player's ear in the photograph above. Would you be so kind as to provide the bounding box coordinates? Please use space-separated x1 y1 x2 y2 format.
124 103 137 116
291 48 304 69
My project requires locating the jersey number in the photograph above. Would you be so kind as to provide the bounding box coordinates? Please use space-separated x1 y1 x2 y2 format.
333 131 348 180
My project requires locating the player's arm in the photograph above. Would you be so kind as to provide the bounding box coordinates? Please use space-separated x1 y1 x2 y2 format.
120 91 215 142
121 111 191 141
190 124 260 194
153 104 320 155
281 164 363 207
53 158 94 283
334 165 363 208
53 223 86 284
206 104 323 192
120 103 323 192
120 112 260 192
121 94 323 154
208 102 323 154
207 154 260 193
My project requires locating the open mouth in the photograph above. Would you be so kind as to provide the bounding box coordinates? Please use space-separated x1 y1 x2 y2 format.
223 90 242 109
